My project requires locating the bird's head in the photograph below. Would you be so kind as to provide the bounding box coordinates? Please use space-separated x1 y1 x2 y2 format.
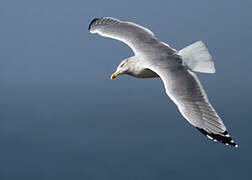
110 59 132 79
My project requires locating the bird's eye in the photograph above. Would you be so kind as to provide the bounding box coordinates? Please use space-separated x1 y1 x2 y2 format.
120 62 125 68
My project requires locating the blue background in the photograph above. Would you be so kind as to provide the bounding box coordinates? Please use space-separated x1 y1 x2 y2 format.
0 0 251 179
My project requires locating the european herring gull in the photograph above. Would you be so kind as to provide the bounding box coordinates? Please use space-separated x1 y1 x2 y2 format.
89 17 238 147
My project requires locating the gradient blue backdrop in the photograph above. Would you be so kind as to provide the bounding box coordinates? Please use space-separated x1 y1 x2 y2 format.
0 0 251 179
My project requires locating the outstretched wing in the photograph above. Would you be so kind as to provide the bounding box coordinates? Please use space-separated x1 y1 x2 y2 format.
152 66 238 147
88 17 174 55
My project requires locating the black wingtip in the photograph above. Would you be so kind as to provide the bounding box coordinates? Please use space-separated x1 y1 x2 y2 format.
88 18 100 30
196 127 238 147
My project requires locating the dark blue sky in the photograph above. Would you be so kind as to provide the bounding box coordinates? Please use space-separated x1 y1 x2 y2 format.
0 0 251 179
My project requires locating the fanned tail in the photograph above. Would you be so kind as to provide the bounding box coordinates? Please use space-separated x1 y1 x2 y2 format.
178 41 215 73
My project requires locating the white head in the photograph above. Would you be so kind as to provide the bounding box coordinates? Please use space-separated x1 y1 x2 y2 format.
110 58 136 79
110 56 158 79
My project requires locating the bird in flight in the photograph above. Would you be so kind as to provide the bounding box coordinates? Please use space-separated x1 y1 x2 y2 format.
89 17 238 147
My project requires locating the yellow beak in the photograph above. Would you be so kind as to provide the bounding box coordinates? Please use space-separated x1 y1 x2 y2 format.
110 72 119 79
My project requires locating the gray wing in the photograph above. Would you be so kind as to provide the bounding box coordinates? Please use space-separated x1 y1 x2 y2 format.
88 17 175 55
152 66 238 147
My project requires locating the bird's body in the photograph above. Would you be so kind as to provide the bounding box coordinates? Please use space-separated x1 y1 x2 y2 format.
89 17 237 147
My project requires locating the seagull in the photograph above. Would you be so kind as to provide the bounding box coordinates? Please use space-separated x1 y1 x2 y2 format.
88 17 238 147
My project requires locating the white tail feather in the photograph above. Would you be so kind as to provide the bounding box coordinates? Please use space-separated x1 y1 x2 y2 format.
178 41 215 73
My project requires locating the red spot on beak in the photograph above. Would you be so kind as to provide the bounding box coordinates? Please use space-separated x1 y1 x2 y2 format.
110 72 119 79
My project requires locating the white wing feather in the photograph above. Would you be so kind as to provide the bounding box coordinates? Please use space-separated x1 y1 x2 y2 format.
88 17 175 55
150 66 237 146
89 17 155 54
